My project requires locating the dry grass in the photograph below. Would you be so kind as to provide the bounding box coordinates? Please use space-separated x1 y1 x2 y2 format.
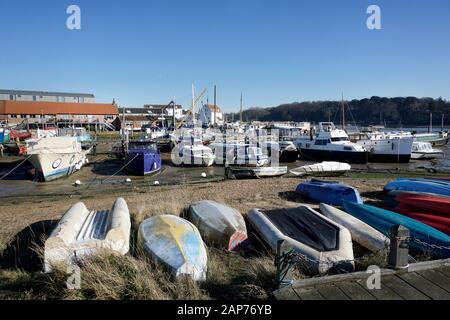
0 174 401 300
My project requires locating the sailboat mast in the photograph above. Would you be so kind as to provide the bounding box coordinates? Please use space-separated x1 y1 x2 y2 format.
191 84 196 126
341 92 345 130
240 92 243 123
429 112 433 133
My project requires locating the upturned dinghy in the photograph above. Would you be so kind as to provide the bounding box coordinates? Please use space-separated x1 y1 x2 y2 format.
342 201 450 258
384 178 450 197
296 179 363 206
188 200 248 251
44 198 131 272
138 215 208 281
391 205 450 235
290 161 351 177
247 206 354 274
225 166 287 179
320 203 390 253
395 192 450 216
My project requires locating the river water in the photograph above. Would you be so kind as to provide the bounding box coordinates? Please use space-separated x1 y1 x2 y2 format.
0 127 449 198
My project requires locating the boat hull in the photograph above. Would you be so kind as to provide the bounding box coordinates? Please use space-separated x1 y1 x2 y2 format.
28 152 86 182
320 204 390 253
296 180 363 206
188 200 247 251
368 153 411 163
299 148 368 164
125 152 161 176
342 201 450 258
392 205 450 235
138 215 208 281
395 192 450 216
247 206 354 274
384 179 450 197
290 161 351 177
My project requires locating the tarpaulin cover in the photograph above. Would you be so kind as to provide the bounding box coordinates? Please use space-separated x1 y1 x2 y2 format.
263 207 339 252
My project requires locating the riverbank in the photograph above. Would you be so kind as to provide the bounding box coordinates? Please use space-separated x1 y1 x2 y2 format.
0 169 447 300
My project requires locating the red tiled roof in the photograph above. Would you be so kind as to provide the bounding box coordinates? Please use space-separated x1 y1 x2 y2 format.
0 100 118 115
204 104 222 112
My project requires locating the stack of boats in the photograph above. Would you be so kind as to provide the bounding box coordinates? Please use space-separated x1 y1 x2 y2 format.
39 176 450 281
293 177 450 258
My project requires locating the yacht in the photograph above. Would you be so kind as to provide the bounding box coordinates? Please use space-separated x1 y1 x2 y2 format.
349 131 414 163
262 140 299 163
411 142 444 160
26 136 88 182
174 136 215 167
231 145 269 167
294 122 369 164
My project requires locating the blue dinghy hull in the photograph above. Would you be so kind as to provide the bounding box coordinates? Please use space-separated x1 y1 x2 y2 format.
296 180 363 206
384 179 450 197
342 201 450 258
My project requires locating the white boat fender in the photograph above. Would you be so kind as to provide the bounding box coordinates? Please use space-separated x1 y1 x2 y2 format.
201 173 207 178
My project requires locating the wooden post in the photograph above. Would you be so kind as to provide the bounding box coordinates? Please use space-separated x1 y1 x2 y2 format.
388 225 410 270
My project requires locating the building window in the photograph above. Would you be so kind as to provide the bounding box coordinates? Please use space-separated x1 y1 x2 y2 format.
30 115 36 118
33 96 37 101
20 115 27 119
10 115 18 118
9 95 14 100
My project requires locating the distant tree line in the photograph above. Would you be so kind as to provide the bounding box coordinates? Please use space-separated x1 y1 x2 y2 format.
227 96 450 127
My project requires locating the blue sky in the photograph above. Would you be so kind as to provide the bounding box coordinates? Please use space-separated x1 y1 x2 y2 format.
0 0 449 112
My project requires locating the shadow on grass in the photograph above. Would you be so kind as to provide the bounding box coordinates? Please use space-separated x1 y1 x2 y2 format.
0 220 58 272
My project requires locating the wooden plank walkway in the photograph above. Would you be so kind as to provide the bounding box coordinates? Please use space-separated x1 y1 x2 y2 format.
273 259 450 300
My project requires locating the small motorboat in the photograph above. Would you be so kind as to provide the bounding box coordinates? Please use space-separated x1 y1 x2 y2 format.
174 136 215 167
225 166 287 179
411 142 444 160
384 178 450 197
342 201 450 258
290 161 351 177
188 200 247 251
247 206 354 274
231 145 270 167
296 179 362 206
26 136 88 182
138 215 208 281
125 139 161 175
262 140 299 163
320 203 390 253
394 192 450 216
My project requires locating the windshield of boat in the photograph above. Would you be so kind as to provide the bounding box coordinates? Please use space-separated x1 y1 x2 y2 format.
129 141 158 151
331 137 349 142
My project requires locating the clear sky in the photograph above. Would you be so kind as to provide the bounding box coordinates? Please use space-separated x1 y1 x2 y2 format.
0 0 449 112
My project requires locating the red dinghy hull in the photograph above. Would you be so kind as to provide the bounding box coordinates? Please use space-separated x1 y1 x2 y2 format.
394 205 450 235
395 192 450 216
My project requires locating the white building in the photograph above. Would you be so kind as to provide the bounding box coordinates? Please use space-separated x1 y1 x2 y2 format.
199 104 223 126
0 89 96 103
144 104 185 120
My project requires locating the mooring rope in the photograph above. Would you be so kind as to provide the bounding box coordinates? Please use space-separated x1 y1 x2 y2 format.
0 155 32 181
101 154 139 183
